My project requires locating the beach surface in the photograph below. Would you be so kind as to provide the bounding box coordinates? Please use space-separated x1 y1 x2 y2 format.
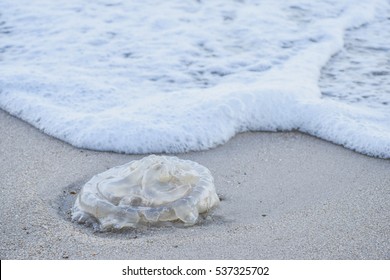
1 109 389 259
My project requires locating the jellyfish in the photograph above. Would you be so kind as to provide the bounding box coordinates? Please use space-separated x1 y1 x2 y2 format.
72 155 219 230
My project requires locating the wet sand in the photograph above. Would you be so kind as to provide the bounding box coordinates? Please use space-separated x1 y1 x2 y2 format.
0 109 389 259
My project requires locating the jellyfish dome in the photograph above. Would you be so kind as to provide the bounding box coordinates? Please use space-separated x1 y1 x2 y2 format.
72 155 219 230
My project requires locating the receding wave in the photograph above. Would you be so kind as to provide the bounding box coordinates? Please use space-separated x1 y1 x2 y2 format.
0 0 389 158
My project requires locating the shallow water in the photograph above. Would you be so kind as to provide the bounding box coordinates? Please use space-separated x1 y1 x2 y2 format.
0 0 389 157
320 15 390 113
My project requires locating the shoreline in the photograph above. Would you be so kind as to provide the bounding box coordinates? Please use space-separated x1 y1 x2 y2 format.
1 109 389 259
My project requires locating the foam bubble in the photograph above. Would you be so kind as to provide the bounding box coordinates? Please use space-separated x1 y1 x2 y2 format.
72 155 219 230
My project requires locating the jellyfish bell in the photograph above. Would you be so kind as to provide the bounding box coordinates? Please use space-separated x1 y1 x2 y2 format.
72 155 219 230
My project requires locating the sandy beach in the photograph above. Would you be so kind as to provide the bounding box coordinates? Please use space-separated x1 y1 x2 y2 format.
0 108 389 259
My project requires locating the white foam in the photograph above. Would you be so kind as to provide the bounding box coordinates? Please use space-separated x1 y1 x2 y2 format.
0 0 389 157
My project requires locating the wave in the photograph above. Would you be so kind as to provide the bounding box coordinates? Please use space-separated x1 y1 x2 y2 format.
0 0 389 157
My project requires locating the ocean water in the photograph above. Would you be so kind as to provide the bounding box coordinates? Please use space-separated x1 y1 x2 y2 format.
0 0 389 157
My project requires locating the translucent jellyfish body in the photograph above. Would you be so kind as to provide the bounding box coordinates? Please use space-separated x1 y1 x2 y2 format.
72 155 219 230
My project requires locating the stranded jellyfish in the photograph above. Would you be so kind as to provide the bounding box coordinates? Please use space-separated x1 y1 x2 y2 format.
72 155 219 230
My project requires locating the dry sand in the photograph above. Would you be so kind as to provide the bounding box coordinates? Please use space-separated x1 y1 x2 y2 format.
0 109 389 259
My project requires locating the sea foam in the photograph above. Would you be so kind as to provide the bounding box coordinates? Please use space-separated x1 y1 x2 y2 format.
0 0 389 157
